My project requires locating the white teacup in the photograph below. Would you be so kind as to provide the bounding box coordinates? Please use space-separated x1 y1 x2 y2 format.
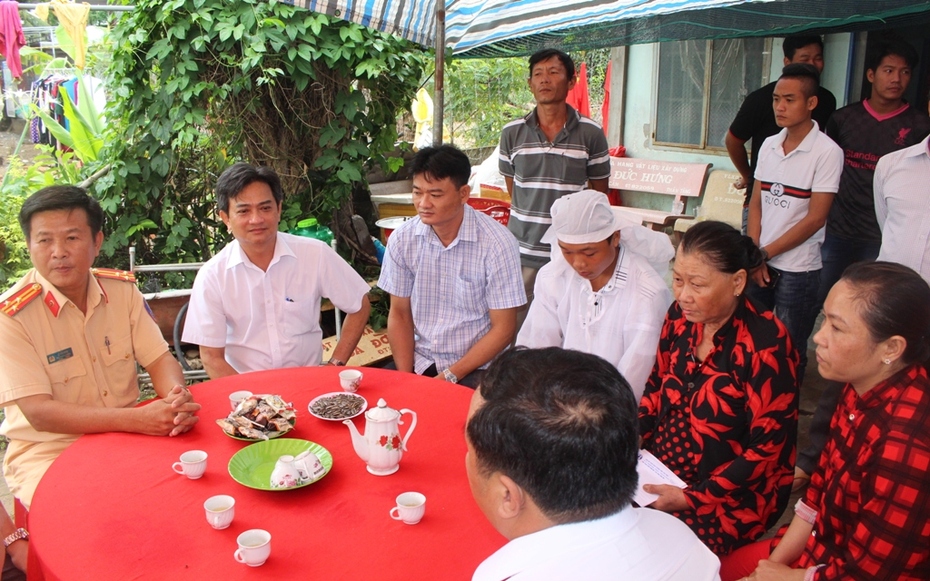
234 529 271 567
339 369 363 392
294 450 327 483
389 491 426 525
172 450 208 479
229 390 253 411
204 495 235 530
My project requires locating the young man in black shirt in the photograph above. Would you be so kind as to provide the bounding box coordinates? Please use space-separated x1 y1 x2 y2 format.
727 35 837 231
819 38 930 306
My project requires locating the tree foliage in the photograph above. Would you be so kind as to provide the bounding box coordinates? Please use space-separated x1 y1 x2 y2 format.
442 57 532 148
1 150 85 285
96 0 429 268
440 48 610 148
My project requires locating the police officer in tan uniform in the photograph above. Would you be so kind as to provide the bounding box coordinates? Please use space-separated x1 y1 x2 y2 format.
0 186 200 522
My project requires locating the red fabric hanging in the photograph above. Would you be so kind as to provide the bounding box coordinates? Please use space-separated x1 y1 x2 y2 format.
0 1 25 78
566 62 590 118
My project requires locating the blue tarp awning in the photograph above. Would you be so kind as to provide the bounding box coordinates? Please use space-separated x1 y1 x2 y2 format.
293 0 930 57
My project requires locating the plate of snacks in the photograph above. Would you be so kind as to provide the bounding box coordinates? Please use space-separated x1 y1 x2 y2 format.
217 394 296 441
308 392 368 421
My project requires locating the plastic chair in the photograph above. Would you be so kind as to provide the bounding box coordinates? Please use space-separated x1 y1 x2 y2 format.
466 198 511 226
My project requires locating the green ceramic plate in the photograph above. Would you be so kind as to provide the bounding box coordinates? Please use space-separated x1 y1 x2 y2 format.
228 439 333 491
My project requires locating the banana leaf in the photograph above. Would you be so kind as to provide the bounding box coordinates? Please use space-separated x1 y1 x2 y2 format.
60 88 103 161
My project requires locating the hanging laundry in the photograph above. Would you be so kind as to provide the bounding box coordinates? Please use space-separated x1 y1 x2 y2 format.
0 1 26 78
411 87 433 150
566 61 591 118
30 70 76 147
34 0 90 69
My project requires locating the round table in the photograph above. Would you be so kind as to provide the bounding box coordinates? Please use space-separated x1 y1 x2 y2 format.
28 367 504 580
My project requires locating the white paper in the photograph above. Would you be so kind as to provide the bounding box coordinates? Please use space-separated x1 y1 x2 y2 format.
634 449 688 508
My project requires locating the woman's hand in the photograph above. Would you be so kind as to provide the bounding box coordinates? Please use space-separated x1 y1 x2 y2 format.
643 484 689 512
740 560 806 581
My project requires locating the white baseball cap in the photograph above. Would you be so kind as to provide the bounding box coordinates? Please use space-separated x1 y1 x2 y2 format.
542 189 620 245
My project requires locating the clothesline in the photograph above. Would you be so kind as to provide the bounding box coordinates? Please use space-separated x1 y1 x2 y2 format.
15 4 135 11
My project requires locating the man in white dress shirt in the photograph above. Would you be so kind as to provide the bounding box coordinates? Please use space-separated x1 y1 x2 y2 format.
183 163 371 377
467 347 721 581
516 190 671 400
875 98 930 284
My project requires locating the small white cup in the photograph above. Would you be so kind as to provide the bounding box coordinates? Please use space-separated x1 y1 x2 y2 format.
204 495 235 530
172 450 207 479
339 369 363 392
234 529 271 567
294 450 327 483
389 491 426 525
229 390 253 411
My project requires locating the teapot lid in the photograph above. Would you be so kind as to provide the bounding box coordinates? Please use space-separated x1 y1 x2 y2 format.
367 398 398 421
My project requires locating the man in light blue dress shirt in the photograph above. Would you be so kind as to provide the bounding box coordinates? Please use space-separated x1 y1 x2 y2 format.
378 145 525 388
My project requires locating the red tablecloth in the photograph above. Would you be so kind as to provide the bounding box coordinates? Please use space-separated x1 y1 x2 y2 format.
28 367 504 580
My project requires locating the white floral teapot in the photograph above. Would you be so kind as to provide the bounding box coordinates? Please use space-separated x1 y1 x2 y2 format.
344 398 417 476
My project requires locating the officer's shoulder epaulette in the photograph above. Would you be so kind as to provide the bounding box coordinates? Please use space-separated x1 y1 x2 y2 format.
91 268 136 283
1 283 43 317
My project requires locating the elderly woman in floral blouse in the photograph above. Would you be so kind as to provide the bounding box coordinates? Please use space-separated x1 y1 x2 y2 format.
639 220 799 556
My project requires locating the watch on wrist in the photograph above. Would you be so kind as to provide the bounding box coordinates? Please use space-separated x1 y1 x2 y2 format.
441 368 458 383
326 358 346 366
760 247 770 262
3 528 28 547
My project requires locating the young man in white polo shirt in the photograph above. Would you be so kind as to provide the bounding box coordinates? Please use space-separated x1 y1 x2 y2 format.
748 63 843 382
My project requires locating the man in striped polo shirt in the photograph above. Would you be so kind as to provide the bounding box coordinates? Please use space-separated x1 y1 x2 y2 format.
748 64 843 384
499 49 611 317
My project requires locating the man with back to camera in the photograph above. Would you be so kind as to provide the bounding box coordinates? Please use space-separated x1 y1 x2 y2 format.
727 35 837 230
466 347 721 580
516 189 671 400
792 38 930 491
182 162 372 378
0 186 201 514
747 63 843 384
378 145 525 389
499 48 611 316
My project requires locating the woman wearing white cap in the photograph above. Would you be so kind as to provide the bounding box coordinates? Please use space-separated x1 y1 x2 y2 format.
515 189 672 400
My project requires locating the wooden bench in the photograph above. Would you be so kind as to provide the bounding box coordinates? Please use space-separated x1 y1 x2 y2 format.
608 157 711 230
674 170 746 234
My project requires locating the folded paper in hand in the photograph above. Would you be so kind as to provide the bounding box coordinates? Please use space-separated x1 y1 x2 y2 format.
634 449 688 508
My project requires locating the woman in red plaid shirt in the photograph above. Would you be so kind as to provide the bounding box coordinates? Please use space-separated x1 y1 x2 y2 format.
723 261 930 581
